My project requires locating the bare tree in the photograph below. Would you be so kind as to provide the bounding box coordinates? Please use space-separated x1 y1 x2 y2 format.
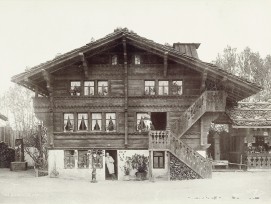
214 46 271 101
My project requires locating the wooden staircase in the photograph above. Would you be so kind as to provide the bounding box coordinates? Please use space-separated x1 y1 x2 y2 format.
149 130 212 179
148 91 227 179
171 91 227 138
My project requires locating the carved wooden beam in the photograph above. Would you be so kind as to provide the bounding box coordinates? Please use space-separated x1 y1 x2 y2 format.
41 69 53 93
221 76 228 91
164 52 168 77
200 71 207 92
23 77 48 96
79 52 89 78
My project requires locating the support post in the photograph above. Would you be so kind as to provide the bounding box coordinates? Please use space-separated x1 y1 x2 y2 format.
163 52 168 77
79 52 89 78
122 35 128 147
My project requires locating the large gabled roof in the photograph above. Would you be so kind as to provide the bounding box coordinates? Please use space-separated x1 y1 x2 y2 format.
11 28 262 101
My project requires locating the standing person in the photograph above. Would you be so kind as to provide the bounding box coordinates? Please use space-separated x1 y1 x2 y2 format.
105 152 116 180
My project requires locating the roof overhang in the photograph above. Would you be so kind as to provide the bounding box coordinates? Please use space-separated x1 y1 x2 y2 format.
11 28 262 101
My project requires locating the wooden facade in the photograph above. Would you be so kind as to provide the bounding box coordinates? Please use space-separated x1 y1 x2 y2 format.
12 28 262 180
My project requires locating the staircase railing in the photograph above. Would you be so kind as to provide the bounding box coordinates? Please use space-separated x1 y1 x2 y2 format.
171 91 226 138
149 130 212 178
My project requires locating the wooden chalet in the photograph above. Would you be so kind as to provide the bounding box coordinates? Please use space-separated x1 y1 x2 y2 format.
11 28 262 180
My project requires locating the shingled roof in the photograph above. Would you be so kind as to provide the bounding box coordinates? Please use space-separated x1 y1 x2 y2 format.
227 102 271 127
11 27 262 101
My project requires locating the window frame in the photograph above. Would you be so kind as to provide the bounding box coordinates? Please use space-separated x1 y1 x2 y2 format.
84 81 95 96
134 54 141 65
136 112 151 131
77 150 90 169
97 80 109 96
171 80 183 96
91 113 102 131
105 113 116 132
64 150 76 169
64 113 74 132
153 151 165 169
158 80 169 95
77 113 88 131
144 80 156 95
111 55 118 65
70 81 81 96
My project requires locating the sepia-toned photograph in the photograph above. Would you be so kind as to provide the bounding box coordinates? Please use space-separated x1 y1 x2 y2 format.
0 0 270 203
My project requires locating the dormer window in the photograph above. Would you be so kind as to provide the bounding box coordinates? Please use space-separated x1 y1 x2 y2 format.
112 55 118 65
135 55 141 65
70 81 81 96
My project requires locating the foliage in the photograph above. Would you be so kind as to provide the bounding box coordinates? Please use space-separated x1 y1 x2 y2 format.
214 46 271 101
23 125 48 170
0 84 47 170
130 154 148 173
0 142 15 167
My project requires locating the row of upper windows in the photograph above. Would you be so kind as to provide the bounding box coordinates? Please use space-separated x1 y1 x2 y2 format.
63 112 165 132
70 80 182 96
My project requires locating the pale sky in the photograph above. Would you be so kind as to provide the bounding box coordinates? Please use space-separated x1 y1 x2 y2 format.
0 0 270 94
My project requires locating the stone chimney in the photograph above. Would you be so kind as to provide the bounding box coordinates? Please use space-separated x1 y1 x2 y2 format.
173 43 200 59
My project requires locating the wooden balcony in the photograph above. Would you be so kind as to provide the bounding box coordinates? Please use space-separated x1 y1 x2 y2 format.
171 91 227 138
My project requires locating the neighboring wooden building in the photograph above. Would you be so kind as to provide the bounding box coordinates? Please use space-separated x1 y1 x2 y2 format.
0 113 13 147
11 28 262 180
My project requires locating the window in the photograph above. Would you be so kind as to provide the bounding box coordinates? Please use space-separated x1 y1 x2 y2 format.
153 151 165 168
137 113 151 131
135 55 141 65
172 81 183 95
158 81 169 95
78 113 88 131
64 113 74 132
98 81 108 96
78 150 89 168
92 113 102 131
112 55 118 65
145 81 155 95
64 150 75 169
84 81 94 96
70 81 81 96
106 113 116 131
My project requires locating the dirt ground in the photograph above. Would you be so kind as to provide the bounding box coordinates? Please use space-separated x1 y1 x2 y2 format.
0 168 270 204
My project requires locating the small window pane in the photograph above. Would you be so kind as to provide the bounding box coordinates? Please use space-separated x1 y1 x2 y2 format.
145 81 155 95
78 113 88 131
64 113 74 132
70 81 81 96
84 81 94 96
106 113 116 131
78 150 89 168
135 55 140 64
137 113 151 131
158 81 168 95
153 151 164 169
92 113 102 131
112 55 118 65
98 81 108 96
64 150 75 169
172 81 183 95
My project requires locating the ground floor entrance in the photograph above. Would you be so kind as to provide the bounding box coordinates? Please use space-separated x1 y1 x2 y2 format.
105 150 118 180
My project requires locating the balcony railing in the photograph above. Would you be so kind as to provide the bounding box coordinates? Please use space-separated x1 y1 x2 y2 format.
247 153 271 169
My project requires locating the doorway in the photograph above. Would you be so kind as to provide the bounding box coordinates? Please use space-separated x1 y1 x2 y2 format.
151 112 167 130
105 150 118 180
